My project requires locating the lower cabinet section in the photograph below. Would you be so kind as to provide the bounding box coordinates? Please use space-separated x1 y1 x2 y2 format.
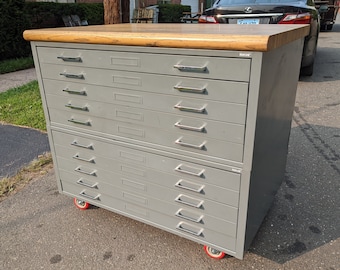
52 128 241 254
61 180 237 252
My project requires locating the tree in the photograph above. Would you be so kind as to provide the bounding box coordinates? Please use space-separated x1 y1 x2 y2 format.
103 0 120 24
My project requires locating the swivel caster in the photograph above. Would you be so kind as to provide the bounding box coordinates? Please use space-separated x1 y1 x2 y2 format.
73 198 90 210
203 245 226 259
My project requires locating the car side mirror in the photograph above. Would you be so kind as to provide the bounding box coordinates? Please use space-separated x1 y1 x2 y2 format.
318 5 329 13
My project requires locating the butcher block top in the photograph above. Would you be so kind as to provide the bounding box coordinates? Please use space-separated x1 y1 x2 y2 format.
23 23 309 52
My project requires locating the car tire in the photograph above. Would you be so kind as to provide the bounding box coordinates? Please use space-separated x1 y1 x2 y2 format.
300 62 314 76
326 24 333 31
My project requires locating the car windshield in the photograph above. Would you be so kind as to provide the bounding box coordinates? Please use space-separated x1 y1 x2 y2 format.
214 0 303 5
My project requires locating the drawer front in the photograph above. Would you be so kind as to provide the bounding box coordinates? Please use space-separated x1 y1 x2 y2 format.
54 144 240 208
46 93 245 144
41 65 247 124
45 87 246 125
49 108 244 163
59 169 237 237
62 181 236 251
57 156 238 220
42 72 248 105
38 46 251 82
52 130 241 191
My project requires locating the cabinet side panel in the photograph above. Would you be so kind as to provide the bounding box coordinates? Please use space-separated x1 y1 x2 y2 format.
244 38 304 249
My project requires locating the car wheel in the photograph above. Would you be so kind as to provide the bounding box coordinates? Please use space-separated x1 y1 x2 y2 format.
326 24 333 31
300 62 314 76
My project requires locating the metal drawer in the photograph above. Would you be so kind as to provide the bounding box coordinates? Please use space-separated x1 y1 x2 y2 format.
47 88 246 125
49 108 244 163
54 144 240 208
57 156 238 220
38 46 250 82
61 180 237 251
59 169 237 237
46 93 245 144
52 130 241 191
42 72 248 105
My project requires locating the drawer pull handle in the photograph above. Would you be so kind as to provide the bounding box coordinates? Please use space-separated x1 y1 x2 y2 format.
68 118 91 126
175 194 203 208
175 180 204 193
73 154 95 163
60 72 85 80
63 88 86 96
65 104 88 111
175 137 206 150
174 164 205 177
173 64 207 73
71 141 93 150
76 179 98 188
75 166 96 176
79 190 100 200
176 222 203 236
174 102 206 113
175 209 203 223
174 121 206 132
174 85 206 94
57 56 82 62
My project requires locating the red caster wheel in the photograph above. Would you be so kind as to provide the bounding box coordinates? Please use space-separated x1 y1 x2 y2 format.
204 245 226 259
73 198 90 210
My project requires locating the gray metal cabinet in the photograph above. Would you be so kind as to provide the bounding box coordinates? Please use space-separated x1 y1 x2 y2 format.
29 33 304 259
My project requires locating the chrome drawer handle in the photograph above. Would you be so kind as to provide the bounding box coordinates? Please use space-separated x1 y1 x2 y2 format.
79 190 100 200
175 137 206 150
65 104 88 111
68 118 91 126
76 178 98 188
57 56 82 62
63 88 87 96
175 209 203 223
174 85 206 94
174 121 206 132
60 72 85 79
71 141 93 150
175 180 204 193
174 164 205 177
174 102 206 113
173 64 207 73
175 194 203 208
75 166 96 176
176 222 203 236
73 154 95 163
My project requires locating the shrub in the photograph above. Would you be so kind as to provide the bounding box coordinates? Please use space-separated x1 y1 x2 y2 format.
0 0 31 61
158 4 191 23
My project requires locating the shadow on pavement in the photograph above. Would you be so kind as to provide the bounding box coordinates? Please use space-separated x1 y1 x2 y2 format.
0 124 50 179
249 121 340 264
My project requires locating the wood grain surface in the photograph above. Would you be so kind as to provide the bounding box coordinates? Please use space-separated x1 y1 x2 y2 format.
23 23 309 52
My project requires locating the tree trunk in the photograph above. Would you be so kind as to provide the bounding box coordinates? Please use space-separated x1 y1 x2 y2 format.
104 0 121 24
121 0 130 23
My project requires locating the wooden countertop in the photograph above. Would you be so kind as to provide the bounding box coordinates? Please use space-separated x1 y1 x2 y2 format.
23 23 309 52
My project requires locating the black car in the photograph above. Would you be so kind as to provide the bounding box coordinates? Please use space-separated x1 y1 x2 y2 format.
199 0 320 76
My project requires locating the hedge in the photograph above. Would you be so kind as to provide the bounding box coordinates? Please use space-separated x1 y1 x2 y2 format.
1 2 190 61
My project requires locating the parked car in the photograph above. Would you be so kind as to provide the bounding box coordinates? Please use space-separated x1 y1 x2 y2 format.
315 0 340 30
199 0 320 76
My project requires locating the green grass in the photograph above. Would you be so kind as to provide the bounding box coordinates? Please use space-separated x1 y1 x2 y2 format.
0 57 34 74
0 80 46 131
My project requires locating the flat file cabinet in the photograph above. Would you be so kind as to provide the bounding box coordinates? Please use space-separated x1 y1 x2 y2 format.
24 24 308 259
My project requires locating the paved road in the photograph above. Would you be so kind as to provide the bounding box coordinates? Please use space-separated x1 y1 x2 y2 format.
0 68 50 178
0 20 339 269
